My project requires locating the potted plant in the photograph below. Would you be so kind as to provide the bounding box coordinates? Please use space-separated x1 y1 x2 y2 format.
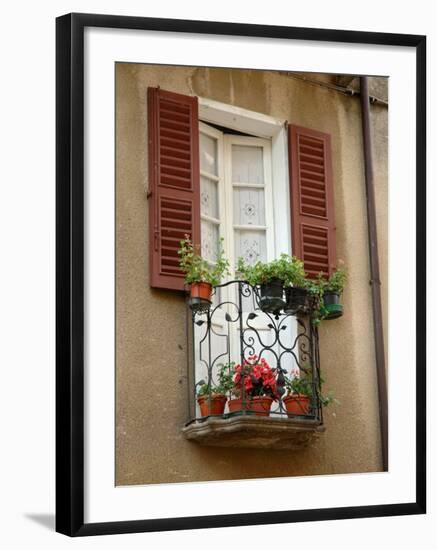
178 236 230 311
228 355 279 416
281 256 310 315
322 265 347 319
304 264 347 323
196 362 234 418
283 372 314 416
283 368 337 417
197 383 227 417
236 255 291 314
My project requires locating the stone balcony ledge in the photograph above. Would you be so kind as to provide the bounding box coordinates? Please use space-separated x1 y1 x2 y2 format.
182 415 325 450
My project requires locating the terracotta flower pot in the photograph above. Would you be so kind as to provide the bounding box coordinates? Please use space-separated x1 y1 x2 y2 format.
188 282 213 312
228 396 273 417
190 282 212 301
197 395 227 417
283 394 311 416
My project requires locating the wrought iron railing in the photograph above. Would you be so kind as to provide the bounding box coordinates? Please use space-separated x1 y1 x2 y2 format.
186 280 324 425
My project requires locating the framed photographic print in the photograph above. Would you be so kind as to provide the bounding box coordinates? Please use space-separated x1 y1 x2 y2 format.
56 12 426 536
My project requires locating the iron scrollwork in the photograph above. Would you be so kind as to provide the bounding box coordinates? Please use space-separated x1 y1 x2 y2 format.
189 280 323 424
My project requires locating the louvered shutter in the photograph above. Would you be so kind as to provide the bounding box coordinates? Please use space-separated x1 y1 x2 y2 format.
148 88 200 290
288 125 336 278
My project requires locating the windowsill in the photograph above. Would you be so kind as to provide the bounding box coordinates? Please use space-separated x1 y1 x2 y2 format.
182 415 325 450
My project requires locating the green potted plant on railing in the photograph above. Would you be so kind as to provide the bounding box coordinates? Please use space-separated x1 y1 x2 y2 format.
305 264 347 322
322 265 347 319
196 363 234 418
236 255 294 314
282 256 310 315
178 235 230 311
227 355 279 416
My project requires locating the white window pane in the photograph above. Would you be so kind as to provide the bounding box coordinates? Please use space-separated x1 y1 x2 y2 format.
200 133 217 175
201 219 219 263
233 187 266 226
200 176 219 219
231 145 264 184
234 229 267 266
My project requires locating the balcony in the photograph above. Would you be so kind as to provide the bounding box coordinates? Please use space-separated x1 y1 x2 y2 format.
182 280 326 450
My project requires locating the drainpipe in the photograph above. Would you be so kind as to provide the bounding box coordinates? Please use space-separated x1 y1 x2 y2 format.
360 76 388 471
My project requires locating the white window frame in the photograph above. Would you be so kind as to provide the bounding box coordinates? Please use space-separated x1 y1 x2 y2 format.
198 97 292 258
199 121 226 263
223 134 274 275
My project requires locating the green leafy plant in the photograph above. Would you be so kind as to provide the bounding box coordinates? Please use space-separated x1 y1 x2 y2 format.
324 265 348 294
285 374 313 397
178 235 230 287
304 272 327 300
285 368 338 407
196 362 235 397
303 264 348 325
236 254 306 287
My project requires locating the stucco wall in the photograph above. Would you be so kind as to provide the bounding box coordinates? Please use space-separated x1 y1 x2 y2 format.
115 64 387 485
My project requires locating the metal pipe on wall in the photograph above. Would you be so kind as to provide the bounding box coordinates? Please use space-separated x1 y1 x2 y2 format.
360 76 388 471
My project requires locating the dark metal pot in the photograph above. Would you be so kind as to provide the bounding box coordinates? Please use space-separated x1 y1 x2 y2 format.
259 278 285 313
323 292 343 319
284 286 309 315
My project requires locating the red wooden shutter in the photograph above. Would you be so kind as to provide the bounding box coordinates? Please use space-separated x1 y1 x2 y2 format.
288 124 336 278
148 88 200 290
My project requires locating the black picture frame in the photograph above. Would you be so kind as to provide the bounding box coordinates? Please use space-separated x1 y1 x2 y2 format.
56 12 426 537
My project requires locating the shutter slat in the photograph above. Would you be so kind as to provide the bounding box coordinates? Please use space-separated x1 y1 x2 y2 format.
299 144 324 156
160 127 191 141
161 164 192 179
160 136 191 151
161 174 192 189
159 116 190 130
148 88 200 290
300 162 325 175
300 169 325 183
160 100 190 115
301 178 326 190
299 152 325 165
160 146 191 161
161 156 191 170
289 125 336 278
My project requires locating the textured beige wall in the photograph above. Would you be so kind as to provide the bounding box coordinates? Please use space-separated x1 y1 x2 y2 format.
115 64 388 485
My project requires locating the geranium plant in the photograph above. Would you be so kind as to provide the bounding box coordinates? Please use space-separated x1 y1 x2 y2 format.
231 355 279 400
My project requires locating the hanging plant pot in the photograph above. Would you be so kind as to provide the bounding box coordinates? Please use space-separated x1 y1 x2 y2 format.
283 394 311 417
197 395 227 417
228 396 273 417
284 287 309 315
188 282 212 312
323 292 343 320
259 278 285 314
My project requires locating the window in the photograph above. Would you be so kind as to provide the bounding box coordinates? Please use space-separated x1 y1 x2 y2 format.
147 87 337 420
199 122 274 278
147 87 336 290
